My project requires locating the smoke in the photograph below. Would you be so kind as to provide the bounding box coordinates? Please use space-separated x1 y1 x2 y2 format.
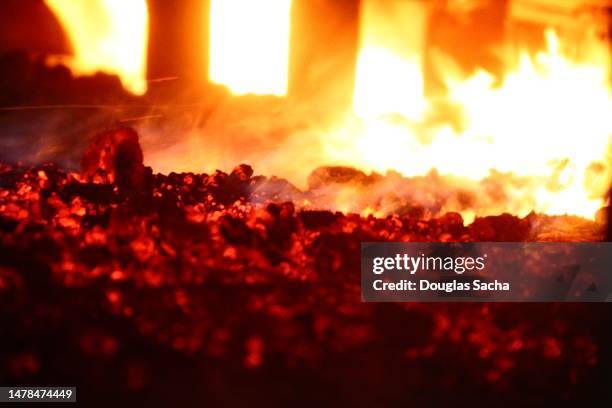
0 47 609 224
136 93 348 187
248 164 584 223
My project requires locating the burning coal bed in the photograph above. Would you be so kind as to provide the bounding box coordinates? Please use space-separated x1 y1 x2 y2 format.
0 127 609 406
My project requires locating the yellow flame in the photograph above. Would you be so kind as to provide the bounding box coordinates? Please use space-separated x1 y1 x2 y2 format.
353 0 428 119
442 31 612 218
333 2 612 221
208 0 292 96
45 0 149 95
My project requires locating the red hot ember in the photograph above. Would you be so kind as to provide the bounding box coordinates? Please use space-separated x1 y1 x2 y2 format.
0 128 609 407
81 127 146 191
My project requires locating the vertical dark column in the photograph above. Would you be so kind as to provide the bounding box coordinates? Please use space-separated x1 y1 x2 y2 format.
289 0 360 109
0 0 70 55
146 0 209 96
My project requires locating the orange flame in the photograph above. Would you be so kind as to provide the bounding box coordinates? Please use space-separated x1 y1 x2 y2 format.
44 0 149 95
353 0 428 119
208 0 292 96
325 1 612 221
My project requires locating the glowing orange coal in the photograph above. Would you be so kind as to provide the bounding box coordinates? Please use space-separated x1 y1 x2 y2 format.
44 0 149 95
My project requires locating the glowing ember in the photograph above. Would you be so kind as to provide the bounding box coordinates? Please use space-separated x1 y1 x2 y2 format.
0 157 606 403
44 0 149 95
208 0 292 96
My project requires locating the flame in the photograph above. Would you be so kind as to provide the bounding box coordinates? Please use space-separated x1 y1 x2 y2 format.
442 30 611 219
353 0 428 119
208 0 292 96
325 1 612 221
44 0 149 95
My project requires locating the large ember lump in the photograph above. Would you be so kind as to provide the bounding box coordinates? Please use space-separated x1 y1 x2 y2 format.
81 127 145 191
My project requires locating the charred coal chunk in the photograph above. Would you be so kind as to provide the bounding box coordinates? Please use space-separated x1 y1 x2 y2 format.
468 213 530 242
299 210 339 230
81 127 145 192
222 164 254 202
264 202 297 248
219 215 254 245
0 165 21 190
230 164 254 182
34 163 66 192
0 216 18 233
307 166 370 190
437 212 466 237
204 166 253 205
61 182 116 204
307 231 361 283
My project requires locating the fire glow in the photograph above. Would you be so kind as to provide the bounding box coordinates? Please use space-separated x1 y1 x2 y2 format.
44 1 611 221
326 2 611 221
208 0 292 96
44 0 149 95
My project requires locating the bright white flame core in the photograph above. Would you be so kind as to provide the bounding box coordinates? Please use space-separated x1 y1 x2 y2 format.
209 0 292 96
353 0 428 119
336 0 612 220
